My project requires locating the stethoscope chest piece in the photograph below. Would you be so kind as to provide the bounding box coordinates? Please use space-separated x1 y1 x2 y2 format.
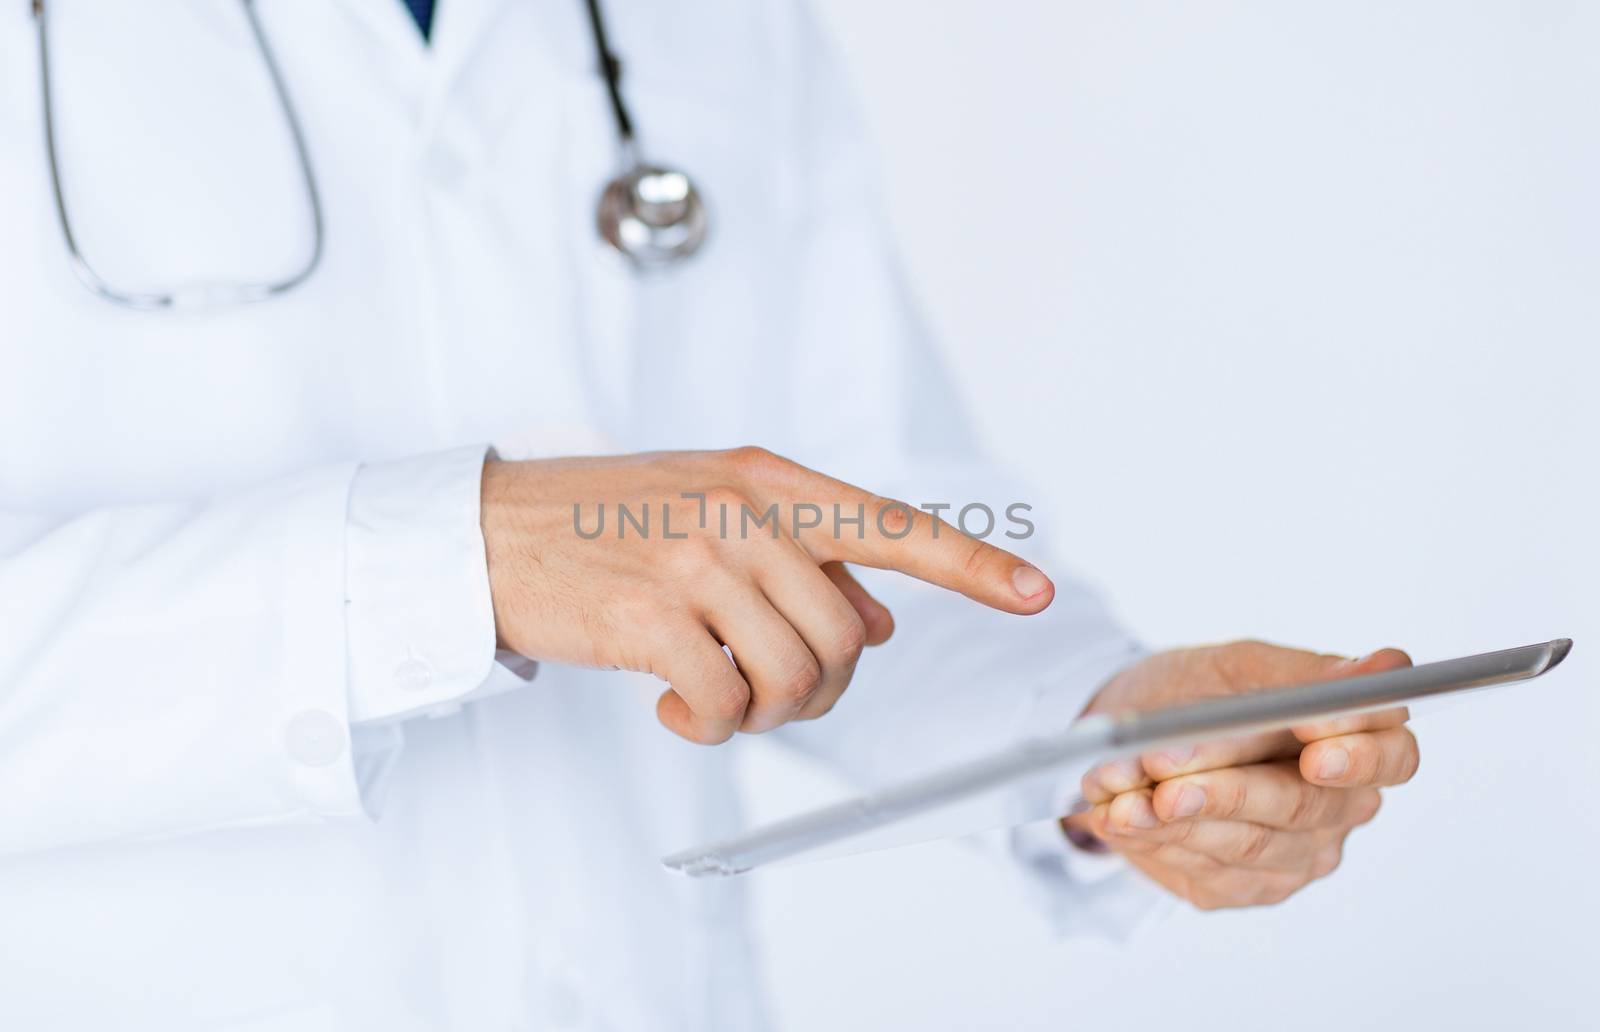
598 162 708 268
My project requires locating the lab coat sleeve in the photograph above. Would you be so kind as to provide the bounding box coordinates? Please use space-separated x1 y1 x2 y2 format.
762 0 1172 938
345 444 520 727
0 446 503 856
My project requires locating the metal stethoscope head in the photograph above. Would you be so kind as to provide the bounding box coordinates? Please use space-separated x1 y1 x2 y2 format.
596 147 708 269
585 0 708 269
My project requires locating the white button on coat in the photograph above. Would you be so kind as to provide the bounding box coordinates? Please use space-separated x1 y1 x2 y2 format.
285 711 347 768
394 657 434 692
0 0 1162 1029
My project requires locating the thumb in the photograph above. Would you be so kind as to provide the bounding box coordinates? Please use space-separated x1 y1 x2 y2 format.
1338 647 1414 677
1218 641 1411 692
1134 643 1414 781
1287 646 1414 741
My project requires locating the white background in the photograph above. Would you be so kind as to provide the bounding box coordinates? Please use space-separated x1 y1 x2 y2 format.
741 2 1599 1029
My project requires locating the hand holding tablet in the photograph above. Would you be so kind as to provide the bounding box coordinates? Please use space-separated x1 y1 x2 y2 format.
664 639 1571 878
1067 643 1420 909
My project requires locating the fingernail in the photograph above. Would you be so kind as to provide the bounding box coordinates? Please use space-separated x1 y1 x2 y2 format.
1097 757 1143 790
1156 746 1195 770
1318 748 1350 780
1011 565 1049 599
1124 800 1160 830
1171 784 1206 818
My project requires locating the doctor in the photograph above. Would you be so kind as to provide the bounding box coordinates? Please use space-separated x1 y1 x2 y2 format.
0 1 1422 1029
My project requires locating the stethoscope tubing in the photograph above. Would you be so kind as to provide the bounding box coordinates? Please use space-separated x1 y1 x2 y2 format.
33 0 704 310
33 0 324 310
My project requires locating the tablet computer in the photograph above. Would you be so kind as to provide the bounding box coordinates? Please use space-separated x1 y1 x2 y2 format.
663 639 1571 877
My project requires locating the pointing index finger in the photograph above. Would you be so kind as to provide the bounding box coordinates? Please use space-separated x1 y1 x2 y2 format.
800 486 1054 615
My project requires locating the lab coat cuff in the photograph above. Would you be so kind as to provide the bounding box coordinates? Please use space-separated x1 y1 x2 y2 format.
1017 638 1145 737
1003 641 1176 939
277 462 371 823
344 444 506 726
1005 638 1140 865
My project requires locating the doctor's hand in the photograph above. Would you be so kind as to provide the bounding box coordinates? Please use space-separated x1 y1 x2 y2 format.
1062 643 1420 910
481 447 1054 743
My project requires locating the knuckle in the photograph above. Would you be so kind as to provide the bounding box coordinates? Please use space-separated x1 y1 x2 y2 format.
1209 644 1244 682
1254 876 1299 907
1353 788 1383 825
1313 844 1343 878
1221 639 1270 671
725 445 783 480
703 678 750 720
665 494 708 533
1235 824 1273 864
959 537 995 580
828 612 868 663
1218 780 1249 820
701 484 752 515
776 653 823 702
1200 645 1234 683
1286 783 1323 827
1396 732 1422 783
870 496 915 537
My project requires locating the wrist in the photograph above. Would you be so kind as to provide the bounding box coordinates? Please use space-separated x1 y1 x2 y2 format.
479 458 521 654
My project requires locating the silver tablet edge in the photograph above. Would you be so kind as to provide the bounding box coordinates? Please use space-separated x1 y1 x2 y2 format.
662 639 1571 878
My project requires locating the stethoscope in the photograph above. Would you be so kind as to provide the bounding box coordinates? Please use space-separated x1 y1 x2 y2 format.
31 0 708 312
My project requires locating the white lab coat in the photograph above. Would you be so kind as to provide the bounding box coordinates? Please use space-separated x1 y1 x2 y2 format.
0 1 1161 1029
